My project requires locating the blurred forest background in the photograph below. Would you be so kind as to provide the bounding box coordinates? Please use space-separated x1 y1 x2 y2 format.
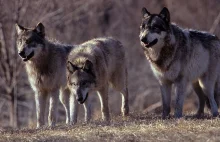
0 0 220 128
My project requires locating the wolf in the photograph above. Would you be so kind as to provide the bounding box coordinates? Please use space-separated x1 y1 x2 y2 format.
66 37 129 123
15 23 74 128
139 7 220 118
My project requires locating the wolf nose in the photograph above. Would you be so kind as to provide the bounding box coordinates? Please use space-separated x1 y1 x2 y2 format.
19 51 25 58
77 97 83 102
141 37 148 43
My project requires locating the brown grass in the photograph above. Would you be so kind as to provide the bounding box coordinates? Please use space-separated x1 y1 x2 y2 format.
0 0 220 128
1 112 220 142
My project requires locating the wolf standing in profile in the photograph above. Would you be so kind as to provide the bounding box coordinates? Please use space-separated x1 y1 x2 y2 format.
139 7 220 118
15 23 73 127
66 37 129 123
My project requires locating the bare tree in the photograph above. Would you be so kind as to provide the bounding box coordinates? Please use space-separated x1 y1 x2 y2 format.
0 0 23 128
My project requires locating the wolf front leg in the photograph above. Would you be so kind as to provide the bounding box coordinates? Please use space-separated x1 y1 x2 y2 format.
174 79 187 118
69 92 78 125
97 86 110 121
35 90 48 128
83 98 91 123
59 88 70 124
48 89 59 127
159 81 172 119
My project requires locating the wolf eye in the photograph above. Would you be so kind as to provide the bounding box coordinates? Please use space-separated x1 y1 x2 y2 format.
26 39 31 44
30 42 36 47
153 26 160 31
81 81 88 86
19 39 22 43
70 82 76 86
140 24 145 29
18 39 23 44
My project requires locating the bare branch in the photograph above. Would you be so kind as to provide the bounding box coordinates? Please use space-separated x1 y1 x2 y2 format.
209 12 220 34
39 8 63 23
143 102 162 113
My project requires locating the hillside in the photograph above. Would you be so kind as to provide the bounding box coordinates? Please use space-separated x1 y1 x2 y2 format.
1 112 220 142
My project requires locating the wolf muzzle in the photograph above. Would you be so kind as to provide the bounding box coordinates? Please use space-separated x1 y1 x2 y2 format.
19 51 34 62
143 39 158 48
78 93 89 104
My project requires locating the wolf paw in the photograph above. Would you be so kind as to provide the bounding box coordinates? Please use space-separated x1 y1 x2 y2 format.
212 112 219 117
122 110 129 117
194 112 204 119
174 113 183 119
69 120 77 126
162 114 171 119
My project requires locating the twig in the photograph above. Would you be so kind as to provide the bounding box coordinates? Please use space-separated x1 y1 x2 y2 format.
143 102 162 113
39 8 63 23
209 12 220 34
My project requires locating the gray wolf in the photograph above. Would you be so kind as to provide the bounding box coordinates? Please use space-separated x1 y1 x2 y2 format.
15 23 73 127
66 37 129 123
139 7 220 118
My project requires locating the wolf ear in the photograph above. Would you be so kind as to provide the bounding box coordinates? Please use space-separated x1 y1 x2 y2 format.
15 23 25 35
142 7 151 18
159 7 170 23
84 60 95 77
34 22 45 37
84 60 93 71
67 61 78 74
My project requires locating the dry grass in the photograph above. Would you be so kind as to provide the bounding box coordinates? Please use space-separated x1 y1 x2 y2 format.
1 112 220 142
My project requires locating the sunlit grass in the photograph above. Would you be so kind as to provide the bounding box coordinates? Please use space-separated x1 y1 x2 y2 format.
1 112 220 142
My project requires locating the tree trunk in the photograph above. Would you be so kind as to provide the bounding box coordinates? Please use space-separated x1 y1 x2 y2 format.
9 92 17 128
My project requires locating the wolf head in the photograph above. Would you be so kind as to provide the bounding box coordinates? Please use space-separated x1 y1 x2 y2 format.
15 23 45 62
67 60 96 104
139 7 170 49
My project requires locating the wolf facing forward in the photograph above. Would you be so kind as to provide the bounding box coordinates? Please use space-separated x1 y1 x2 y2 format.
15 23 73 128
139 7 220 118
66 37 129 124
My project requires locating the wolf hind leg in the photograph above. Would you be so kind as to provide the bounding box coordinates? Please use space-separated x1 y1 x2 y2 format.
200 79 219 117
193 81 205 118
205 80 220 109
59 88 70 124
120 86 129 117
213 78 220 108
113 68 129 116
204 89 218 117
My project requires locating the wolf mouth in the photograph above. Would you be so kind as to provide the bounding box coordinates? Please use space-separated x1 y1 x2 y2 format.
79 93 89 104
23 51 34 62
144 39 158 48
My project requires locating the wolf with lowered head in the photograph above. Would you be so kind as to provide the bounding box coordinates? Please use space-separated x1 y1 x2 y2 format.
66 37 129 124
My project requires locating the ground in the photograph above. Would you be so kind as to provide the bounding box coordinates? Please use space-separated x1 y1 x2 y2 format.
1 112 220 142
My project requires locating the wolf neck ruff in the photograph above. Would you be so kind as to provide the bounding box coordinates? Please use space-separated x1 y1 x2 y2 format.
144 28 176 72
